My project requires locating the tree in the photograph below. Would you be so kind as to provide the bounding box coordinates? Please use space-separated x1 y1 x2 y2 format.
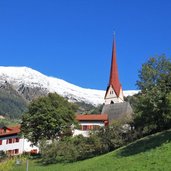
89 104 103 114
21 93 77 145
134 55 171 135
96 117 135 153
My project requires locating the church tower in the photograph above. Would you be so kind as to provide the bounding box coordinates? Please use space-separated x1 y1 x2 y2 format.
104 36 124 104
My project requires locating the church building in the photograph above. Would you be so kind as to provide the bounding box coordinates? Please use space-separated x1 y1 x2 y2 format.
75 36 133 132
102 36 133 123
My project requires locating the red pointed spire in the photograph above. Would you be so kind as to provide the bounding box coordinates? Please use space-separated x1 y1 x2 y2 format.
106 36 122 97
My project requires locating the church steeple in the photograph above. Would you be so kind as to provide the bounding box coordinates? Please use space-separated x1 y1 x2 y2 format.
104 36 124 104
109 36 121 97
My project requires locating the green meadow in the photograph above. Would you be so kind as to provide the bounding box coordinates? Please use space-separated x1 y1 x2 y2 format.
11 129 171 171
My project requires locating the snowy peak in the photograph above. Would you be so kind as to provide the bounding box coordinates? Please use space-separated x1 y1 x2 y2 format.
0 66 139 106
0 66 49 87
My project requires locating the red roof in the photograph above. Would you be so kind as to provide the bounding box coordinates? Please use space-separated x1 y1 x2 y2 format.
105 37 122 98
76 114 108 121
0 125 20 137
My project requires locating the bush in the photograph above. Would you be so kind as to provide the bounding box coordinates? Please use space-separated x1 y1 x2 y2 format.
0 151 7 160
40 135 103 164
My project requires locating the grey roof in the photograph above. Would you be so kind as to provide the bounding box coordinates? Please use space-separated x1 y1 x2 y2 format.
101 102 133 123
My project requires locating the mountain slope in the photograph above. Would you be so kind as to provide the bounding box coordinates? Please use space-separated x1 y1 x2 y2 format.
0 81 27 118
13 129 171 171
0 66 139 106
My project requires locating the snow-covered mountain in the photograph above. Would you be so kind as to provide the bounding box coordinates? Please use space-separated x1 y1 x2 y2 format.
0 66 139 106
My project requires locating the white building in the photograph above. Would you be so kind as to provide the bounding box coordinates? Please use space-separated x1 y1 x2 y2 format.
73 114 108 137
0 125 39 156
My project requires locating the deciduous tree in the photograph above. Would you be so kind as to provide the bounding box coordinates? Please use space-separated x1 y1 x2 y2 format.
134 55 171 135
21 93 77 145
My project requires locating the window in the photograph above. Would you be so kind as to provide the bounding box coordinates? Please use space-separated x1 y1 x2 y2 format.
82 125 88 130
6 138 13 144
111 101 114 104
89 125 94 130
8 150 12 155
93 125 100 130
16 138 19 142
9 139 12 143
7 149 19 156
8 150 14 155
13 138 20 143
14 149 19 154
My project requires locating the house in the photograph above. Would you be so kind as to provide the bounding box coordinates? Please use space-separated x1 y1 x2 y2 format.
76 114 108 130
0 125 39 156
73 114 108 137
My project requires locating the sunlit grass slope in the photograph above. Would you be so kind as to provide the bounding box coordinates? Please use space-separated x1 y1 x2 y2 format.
14 129 171 171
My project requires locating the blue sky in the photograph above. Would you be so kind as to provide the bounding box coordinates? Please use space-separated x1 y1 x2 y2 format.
0 0 171 90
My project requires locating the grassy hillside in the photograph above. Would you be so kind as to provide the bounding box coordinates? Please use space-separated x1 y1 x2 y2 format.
13 129 171 171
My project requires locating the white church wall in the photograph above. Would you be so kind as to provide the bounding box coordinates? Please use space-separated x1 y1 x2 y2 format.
105 86 124 104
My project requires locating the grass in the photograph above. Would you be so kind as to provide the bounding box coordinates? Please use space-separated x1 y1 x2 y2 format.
0 156 26 171
0 158 15 171
12 129 171 171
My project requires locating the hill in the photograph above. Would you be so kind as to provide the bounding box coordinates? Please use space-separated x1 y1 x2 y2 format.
13 129 171 171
